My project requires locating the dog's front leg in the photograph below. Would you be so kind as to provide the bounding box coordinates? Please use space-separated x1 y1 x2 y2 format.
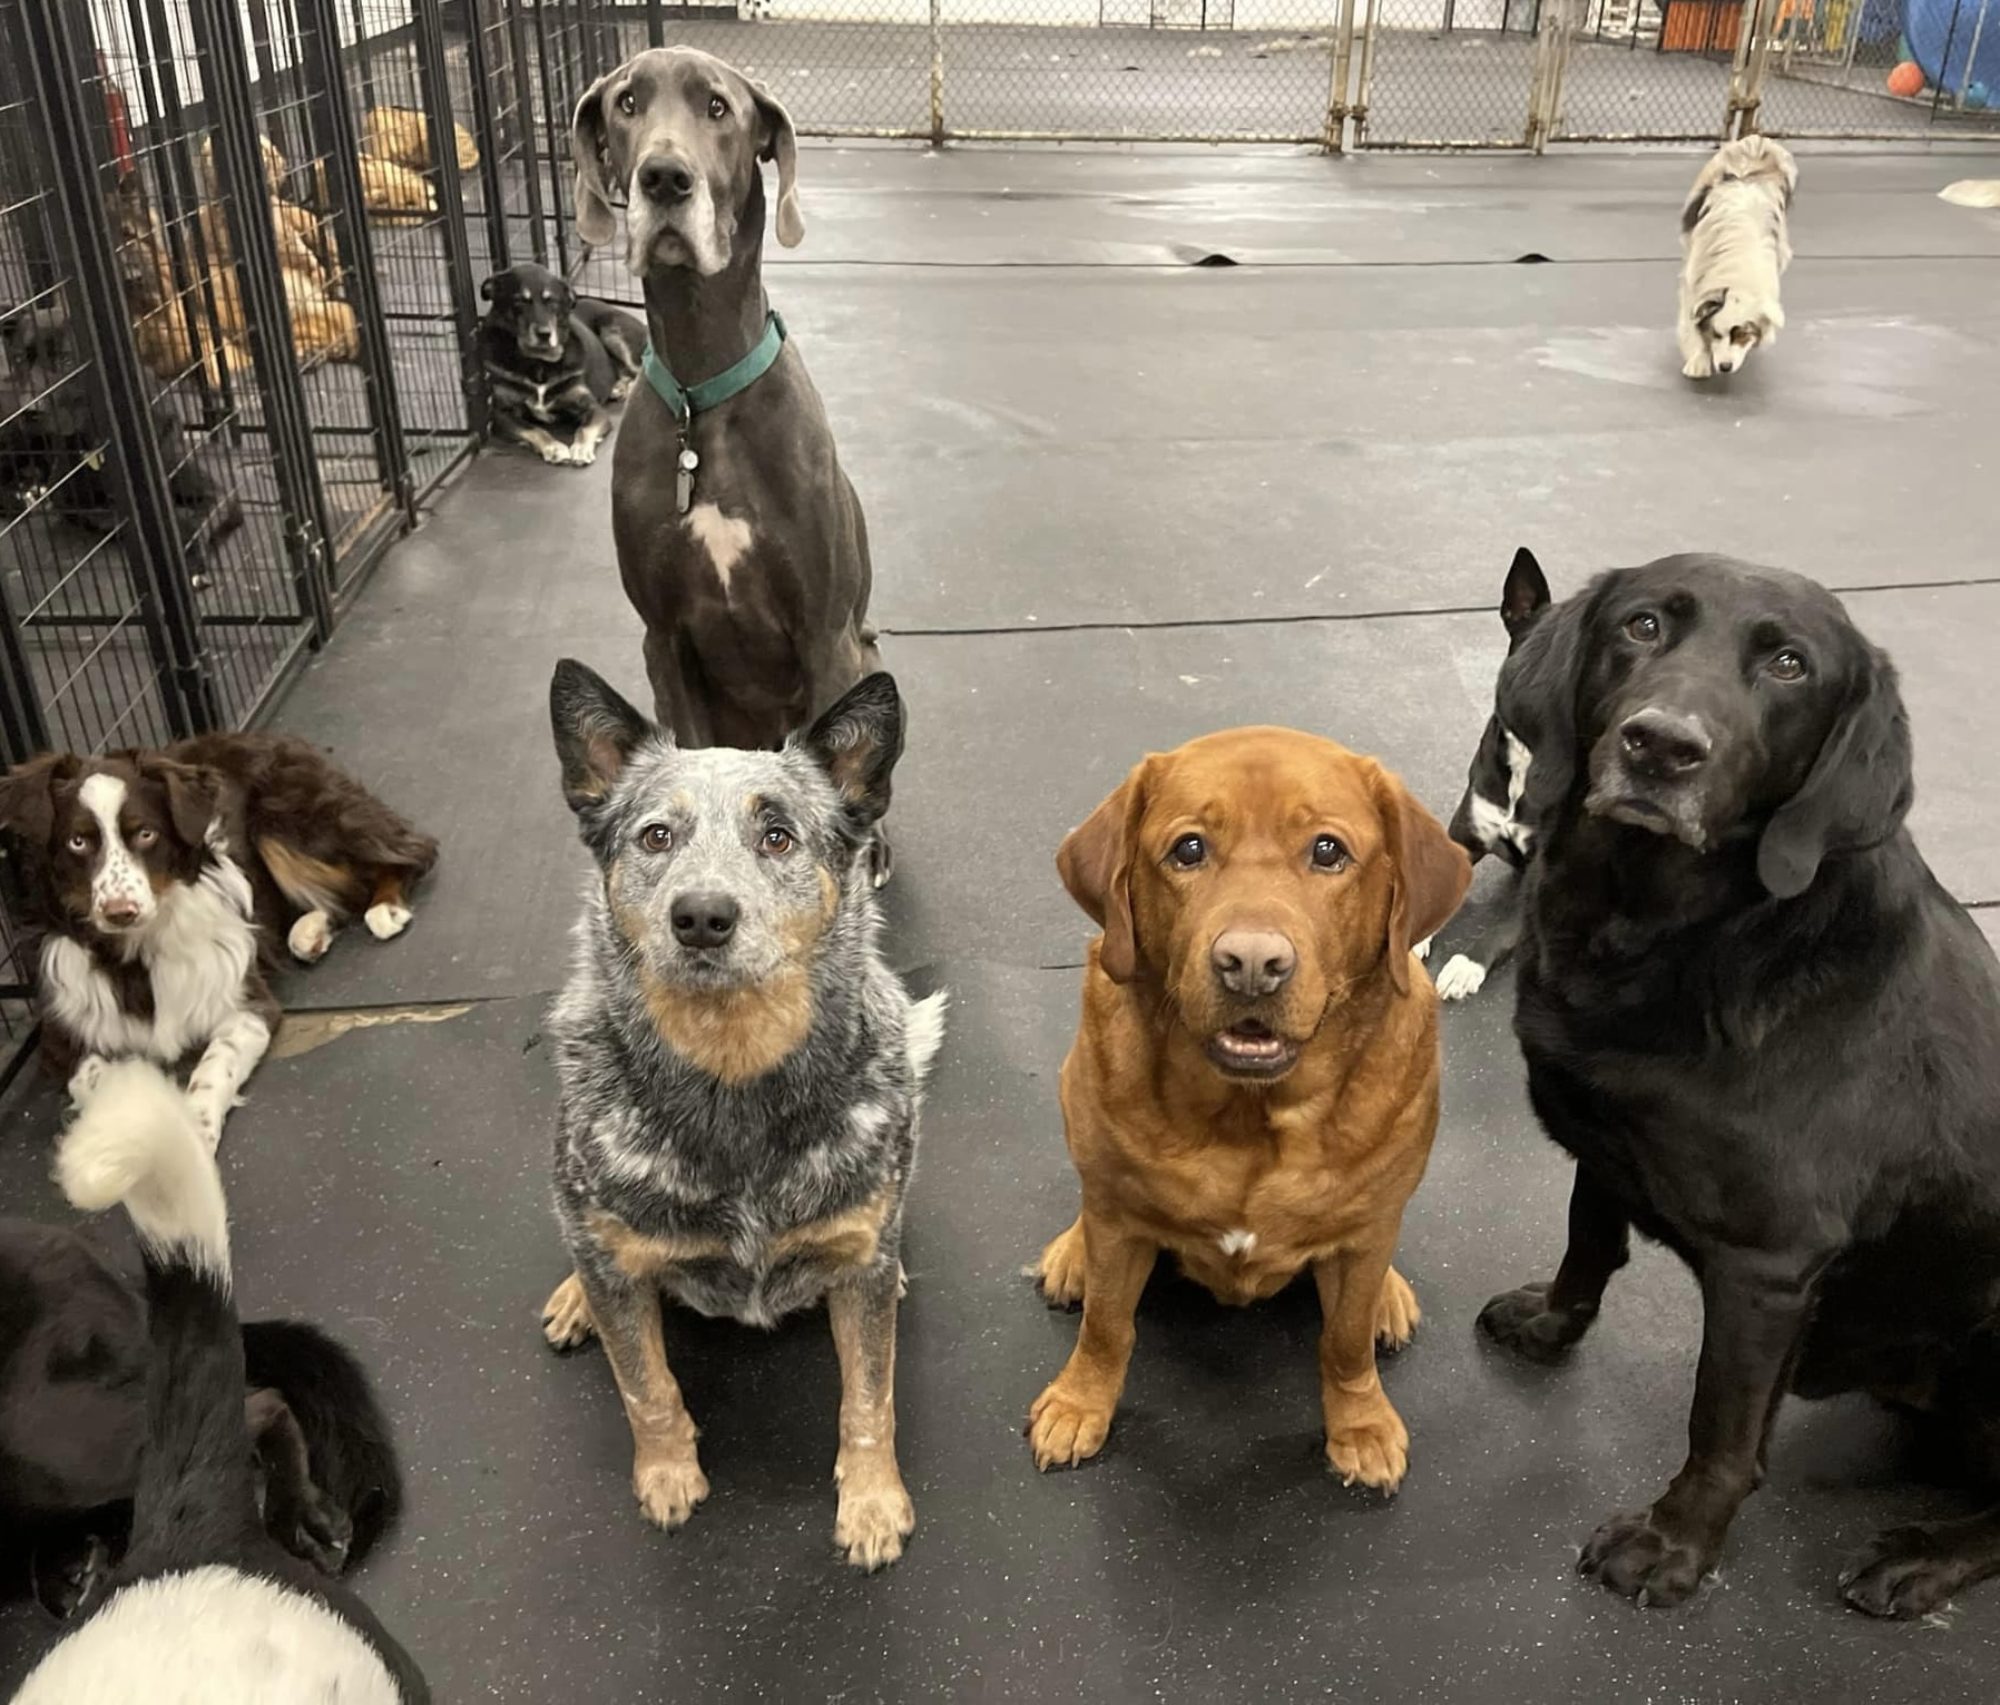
573 1262 707 1530
1580 1251 1815 1607
185 1009 272 1153
1478 1162 1629 1361
1314 1230 1411 1493
1677 306 1713 379
493 414 574 465
1027 1212 1155 1470
827 1257 914 1570
565 403 611 466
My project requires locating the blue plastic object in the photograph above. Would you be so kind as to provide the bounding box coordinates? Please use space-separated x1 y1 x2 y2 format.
1904 0 2000 96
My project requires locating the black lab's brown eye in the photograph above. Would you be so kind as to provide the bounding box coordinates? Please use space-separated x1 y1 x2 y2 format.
1311 834 1349 871
640 823 673 853
1624 611 1661 643
1168 834 1206 869
708 94 728 120
616 89 636 116
761 826 793 856
1769 649 1808 682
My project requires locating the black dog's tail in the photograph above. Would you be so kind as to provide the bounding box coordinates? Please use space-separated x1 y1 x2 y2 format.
54 1062 261 1573
242 1319 403 1565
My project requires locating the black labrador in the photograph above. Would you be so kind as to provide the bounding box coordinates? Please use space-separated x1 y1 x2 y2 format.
1476 552 2000 1618
475 261 644 468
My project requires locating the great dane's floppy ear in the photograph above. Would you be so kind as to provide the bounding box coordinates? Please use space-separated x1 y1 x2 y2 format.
550 658 655 814
1694 289 1728 330
1370 762 1471 996
752 84 803 249
1057 758 1153 986
570 72 619 249
1500 546 1551 643
1757 649 1913 900
799 673 904 829
1494 575 1594 826
138 756 221 848
0 753 66 847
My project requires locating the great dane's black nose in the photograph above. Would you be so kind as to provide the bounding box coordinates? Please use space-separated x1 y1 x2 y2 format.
638 154 696 205
670 891 738 949
1620 708 1711 778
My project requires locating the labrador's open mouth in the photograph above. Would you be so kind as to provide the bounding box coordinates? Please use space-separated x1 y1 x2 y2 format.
1205 1018 1300 1080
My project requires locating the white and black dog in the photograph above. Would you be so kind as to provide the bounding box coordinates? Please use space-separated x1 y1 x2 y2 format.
476 261 646 467
539 662 944 1570
1678 134 1797 380
1436 547 1554 1001
0 734 436 1147
12 1060 426 1702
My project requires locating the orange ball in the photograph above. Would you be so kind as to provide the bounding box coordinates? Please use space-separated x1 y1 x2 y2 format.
1888 60 1926 96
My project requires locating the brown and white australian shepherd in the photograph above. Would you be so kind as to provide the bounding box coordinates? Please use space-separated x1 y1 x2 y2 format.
0 734 437 1148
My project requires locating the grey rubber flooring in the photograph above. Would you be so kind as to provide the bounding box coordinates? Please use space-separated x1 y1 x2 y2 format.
3 146 1999 1702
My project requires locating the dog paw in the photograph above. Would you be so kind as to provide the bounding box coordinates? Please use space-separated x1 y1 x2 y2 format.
1375 1266 1421 1352
541 1273 597 1349
287 909 335 963
1477 1281 1595 1363
1579 1508 1715 1606
363 901 412 941
1840 1525 1975 1619
66 1055 110 1107
1412 936 1432 961
633 1453 709 1529
1325 1393 1409 1493
537 441 574 465
569 438 600 467
277 1487 354 1575
834 1465 915 1571
1027 1381 1114 1470
1031 1220 1086 1309
1434 954 1488 1001
868 826 894 890
610 376 634 402
1681 356 1713 380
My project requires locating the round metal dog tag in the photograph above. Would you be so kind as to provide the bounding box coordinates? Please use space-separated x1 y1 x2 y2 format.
679 448 700 473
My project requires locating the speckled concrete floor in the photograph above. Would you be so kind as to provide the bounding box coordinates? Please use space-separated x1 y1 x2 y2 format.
3 146 1999 1702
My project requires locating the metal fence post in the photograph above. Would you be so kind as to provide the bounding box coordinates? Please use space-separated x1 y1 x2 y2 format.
929 0 945 145
461 0 513 272
1352 0 1383 148
1527 0 1577 151
413 0 488 440
1325 0 1358 153
187 0 339 642
16 0 220 735
1726 0 1778 136
503 0 551 266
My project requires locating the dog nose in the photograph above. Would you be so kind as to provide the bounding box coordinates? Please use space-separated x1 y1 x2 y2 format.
670 891 738 950
1211 929 1296 999
99 898 141 927
1619 708 1711 778
638 154 696 205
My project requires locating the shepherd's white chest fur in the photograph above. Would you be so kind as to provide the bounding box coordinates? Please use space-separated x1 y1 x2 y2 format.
41 856 259 1062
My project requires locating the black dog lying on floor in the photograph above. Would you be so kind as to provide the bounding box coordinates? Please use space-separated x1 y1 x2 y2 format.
475 261 645 468
1477 551 2000 1618
1 1211 401 1618
0 305 243 590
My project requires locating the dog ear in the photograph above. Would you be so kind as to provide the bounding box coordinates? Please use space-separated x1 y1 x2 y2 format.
799 673 903 829
134 757 223 848
1495 578 1594 827
1757 651 1913 901
1694 289 1727 330
479 274 495 300
1056 758 1153 985
1370 763 1471 996
752 85 803 249
0 754 66 847
1500 546 1551 642
570 72 619 250
550 659 654 813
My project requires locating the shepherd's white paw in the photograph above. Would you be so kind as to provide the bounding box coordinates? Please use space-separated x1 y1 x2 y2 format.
364 902 412 941
287 910 334 963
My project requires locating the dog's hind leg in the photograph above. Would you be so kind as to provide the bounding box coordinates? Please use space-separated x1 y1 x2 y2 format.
363 868 416 941
828 1260 916 1571
540 1271 597 1349
1031 1216 1086 1309
246 1386 351 1574
572 1262 707 1530
1478 1164 1630 1363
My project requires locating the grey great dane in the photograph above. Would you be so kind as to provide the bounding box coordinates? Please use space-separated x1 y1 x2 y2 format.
572 48 889 877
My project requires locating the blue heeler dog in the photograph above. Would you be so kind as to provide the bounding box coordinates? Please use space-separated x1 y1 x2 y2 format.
538 661 944 1569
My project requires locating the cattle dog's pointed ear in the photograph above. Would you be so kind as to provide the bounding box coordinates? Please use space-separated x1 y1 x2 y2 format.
1758 647 1913 900
799 673 902 829
550 659 654 814
1495 574 1595 827
752 84 804 249
1694 288 1728 330
1500 547 1551 643
570 72 619 249
1057 757 1153 986
0 753 68 848
1369 762 1471 996
138 756 222 848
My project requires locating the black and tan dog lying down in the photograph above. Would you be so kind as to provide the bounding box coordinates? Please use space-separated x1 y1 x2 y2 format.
1476 552 2000 1618
11 1061 424 1701
539 663 944 1570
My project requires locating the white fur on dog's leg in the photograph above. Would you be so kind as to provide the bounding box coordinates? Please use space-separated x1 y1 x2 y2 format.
287 910 334 963
67 1054 110 1107
364 902 412 941
538 440 572 465
610 375 634 402
1682 356 1712 380
1435 955 1489 1002
184 1011 271 1155
1413 936 1433 962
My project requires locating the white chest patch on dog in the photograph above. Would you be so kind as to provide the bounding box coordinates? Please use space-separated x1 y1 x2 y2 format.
1467 728 1536 856
1219 1229 1257 1256
685 502 752 596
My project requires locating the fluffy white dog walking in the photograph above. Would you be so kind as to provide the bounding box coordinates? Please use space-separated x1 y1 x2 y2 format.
1678 135 1798 380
